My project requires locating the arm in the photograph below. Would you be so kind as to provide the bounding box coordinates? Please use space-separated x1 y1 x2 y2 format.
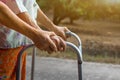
0 1 58 52
0 2 37 38
36 8 55 31
36 8 69 40
17 12 40 29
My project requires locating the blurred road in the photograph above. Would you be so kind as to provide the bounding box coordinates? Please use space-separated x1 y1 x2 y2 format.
26 56 120 80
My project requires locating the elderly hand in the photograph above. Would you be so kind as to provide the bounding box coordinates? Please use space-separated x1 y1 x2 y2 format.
52 25 70 40
51 36 66 53
32 30 66 54
32 30 57 53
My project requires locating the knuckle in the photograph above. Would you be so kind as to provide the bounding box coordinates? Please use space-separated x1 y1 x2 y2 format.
64 27 67 29
64 27 67 30
51 32 55 35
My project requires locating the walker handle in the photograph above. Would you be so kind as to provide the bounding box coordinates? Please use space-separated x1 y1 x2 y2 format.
66 31 82 52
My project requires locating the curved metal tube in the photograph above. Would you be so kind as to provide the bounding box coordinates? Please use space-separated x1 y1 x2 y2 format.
66 42 82 63
66 41 82 80
66 32 81 45
16 44 34 80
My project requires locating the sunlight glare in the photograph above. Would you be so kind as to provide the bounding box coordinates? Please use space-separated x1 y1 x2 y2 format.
105 0 120 4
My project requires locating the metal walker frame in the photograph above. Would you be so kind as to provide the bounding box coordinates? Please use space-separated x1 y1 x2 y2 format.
16 31 83 80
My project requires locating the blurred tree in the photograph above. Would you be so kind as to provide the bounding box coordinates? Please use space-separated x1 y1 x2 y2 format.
36 0 52 11
37 0 84 25
52 0 84 24
37 0 120 24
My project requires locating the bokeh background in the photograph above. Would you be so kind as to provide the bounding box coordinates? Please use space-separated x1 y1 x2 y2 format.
33 0 120 64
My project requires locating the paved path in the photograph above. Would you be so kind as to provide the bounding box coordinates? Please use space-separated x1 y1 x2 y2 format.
26 56 120 80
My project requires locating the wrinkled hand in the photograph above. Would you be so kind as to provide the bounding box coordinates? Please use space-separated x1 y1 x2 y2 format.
52 25 70 40
32 30 66 54
32 30 57 53
51 36 66 53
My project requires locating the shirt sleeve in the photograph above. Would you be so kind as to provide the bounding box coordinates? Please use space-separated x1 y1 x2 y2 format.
0 0 27 14
33 1 39 19
34 1 39 10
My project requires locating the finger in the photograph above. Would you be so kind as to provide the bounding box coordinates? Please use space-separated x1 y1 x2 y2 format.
46 47 53 54
62 33 67 40
51 36 61 51
64 27 70 32
58 37 66 51
64 27 70 38
48 37 57 52
58 32 66 40
50 32 56 37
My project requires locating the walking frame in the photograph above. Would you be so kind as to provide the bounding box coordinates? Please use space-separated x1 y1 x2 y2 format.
16 31 83 80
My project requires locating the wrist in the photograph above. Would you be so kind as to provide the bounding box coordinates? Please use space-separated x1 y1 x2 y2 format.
30 29 43 42
48 24 57 31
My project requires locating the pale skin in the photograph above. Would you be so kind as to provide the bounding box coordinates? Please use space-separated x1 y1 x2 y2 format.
16 3 70 52
36 9 69 40
0 2 69 53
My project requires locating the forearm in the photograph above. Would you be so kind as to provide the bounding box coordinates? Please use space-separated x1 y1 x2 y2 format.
0 2 41 40
17 12 40 29
36 8 55 31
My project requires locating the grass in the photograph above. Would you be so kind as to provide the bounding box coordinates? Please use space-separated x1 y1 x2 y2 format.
83 54 120 64
27 48 77 59
26 48 120 64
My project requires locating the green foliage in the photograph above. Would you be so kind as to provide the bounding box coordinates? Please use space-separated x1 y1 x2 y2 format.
37 0 84 24
37 0 120 24
36 0 52 10
52 0 85 24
